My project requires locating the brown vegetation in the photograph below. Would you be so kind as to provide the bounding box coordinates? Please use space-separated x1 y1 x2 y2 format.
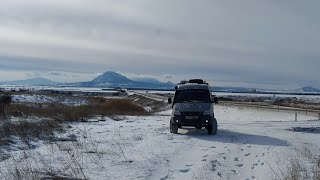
7 98 148 122
0 120 63 145
0 98 147 145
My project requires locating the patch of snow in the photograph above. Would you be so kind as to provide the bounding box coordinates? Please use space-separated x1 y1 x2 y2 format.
143 106 152 112
12 94 88 106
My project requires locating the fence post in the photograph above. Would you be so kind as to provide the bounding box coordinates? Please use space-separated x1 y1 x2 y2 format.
306 109 308 115
295 112 298 122
318 112 320 121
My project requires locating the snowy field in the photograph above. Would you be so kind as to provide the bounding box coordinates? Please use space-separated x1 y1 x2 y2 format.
2 85 320 103
1 105 319 180
12 94 88 106
134 90 320 104
0 85 113 93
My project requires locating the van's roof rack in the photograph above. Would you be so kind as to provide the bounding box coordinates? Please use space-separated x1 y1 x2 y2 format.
175 79 209 90
188 79 208 84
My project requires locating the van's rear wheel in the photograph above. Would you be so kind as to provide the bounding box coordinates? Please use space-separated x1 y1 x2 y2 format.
208 118 218 135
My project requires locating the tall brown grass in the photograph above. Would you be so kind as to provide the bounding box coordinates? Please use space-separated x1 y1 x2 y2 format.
8 99 148 122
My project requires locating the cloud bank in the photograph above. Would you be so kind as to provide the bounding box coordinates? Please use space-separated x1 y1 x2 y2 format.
1 0 320 89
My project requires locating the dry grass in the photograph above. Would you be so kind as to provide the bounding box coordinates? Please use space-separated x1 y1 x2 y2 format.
273 145 320 180
7 99 148 122
0 119 63 145
0 95 151 179
0 98 147 146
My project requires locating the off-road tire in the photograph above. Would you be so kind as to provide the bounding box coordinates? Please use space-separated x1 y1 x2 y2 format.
170 122 178 134
208 118 218 135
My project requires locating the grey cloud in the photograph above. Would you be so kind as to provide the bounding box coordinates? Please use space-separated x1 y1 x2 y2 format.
0 0 320 88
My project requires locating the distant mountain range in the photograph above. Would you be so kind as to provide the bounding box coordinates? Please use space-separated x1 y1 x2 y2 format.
299 86 320 93
1 77 60 86
2 71 320 93
67 71 175 89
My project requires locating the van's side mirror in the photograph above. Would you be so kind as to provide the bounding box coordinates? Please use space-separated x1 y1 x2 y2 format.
168 97 172 104
213 96 218 104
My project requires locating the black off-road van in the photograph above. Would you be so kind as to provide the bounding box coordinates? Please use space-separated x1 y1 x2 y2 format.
168 79 218 135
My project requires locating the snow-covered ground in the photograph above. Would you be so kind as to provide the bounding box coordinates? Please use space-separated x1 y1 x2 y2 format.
1 105 319 180
12 94 88 106
214 92 320 104
134 90 320 104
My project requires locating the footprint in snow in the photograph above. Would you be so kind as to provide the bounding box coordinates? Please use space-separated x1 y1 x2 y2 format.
236 164 244 167
179 169 190 173
201 159 207 162
211 167 217 172
203 155 208 158
223 156 227 160
186 164 193 167
234 158 240 162
160 175 169 180
245 153 251 157
231 170 240 175
210 146 216 149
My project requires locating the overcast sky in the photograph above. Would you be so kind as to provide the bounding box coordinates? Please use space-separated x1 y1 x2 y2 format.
0 0 320 89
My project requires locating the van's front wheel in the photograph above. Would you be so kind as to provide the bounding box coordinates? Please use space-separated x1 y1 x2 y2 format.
170 119 178 134
207 118 218 135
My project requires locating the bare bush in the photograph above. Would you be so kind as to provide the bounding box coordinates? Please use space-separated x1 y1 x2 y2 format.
0 93 12 117
0 119 63 145
283 158 308 180
0 125 106 180
0 142 89 180
273 145 320 180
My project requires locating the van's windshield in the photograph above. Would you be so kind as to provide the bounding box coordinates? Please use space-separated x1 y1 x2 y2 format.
174 90 211 103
